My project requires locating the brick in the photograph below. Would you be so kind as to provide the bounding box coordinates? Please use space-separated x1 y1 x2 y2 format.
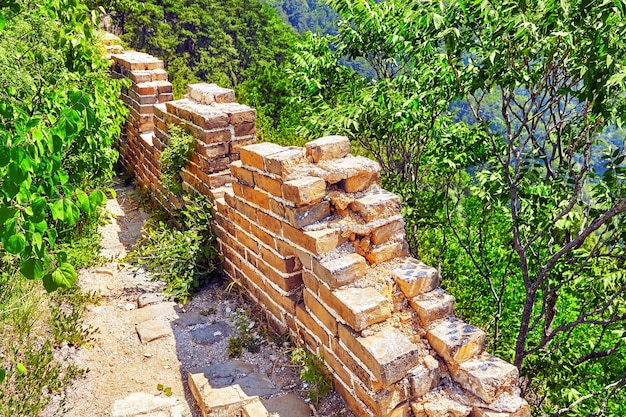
269 196 286 218
410 288 455 326
414 397 471 417
426 317 486 365
352 189 401 222
240 142 284 170
190 105 230 130
257 210 282 236
303 289 338 336
371 218 405 245
276 239 313 271
155 80 173 94
328 287 391 331
232 195 258 222
296 303 331 347
334 377 374 417
321 346 352 389
261 277 299 314
409 355 440 397
391 258 439 298
192 127 231 145
134 82 157 95
230 136 258 154
471 397 530 417
239 183 270 209
302 270 319 294
253 172 282 197
256 260 302 293
260 246 300 274
318 156 380 191
354 379 409 417
207 171 232 189
284 201 330 228
250 223 275 249
264 148 306 177
365 240 409 265
234 121 256 137
242 400 269 417
196 141 229 159
339 325 420 387
230 160 255 186
188 367 258 417
188 83 235 104
449 352 518 403
282 176 327 207
218 102 257 124
313 253 367 289
305 135 351 162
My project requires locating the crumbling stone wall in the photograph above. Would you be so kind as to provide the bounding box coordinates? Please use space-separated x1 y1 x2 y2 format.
109 41 530 417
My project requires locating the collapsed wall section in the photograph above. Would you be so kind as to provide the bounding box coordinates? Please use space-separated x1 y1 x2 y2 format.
215 138 530 417
107 39 529 417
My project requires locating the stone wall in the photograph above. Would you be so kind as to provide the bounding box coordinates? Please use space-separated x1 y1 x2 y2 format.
108 39 530 417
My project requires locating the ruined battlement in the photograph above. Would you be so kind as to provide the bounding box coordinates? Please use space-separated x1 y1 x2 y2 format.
108 39 530 417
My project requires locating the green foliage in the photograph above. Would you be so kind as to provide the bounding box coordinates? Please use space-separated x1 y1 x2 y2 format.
291 0 626 414
227 308 263 357
0 0 127 291
159 126 195 195
128 195 221 303
291 346 332 405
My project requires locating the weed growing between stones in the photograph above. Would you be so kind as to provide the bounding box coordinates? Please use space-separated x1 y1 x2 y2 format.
227 308 264 358
159 126 195 196
291 347 332 406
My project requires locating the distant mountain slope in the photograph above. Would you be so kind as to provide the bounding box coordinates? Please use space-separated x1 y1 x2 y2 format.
264 0 339 34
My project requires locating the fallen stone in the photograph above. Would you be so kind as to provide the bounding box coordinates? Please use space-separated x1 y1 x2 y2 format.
261 393 311 417
391 258 440 298
111 392 179 416
135 318 173 344
191 321 232 345
174 311 211 327
126 302 178 324
426 317 486 365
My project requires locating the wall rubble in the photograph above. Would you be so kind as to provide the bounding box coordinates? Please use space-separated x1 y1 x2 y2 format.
108 40 530 417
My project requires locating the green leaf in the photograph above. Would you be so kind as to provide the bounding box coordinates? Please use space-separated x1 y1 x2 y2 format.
50 199 64 221
21 258 45 280
0 368 5 384
76 190 90 213
5 234 26 254
49 262 77 290
89 189 106 210
0 13 5 31
164 387 172 397
16 363 26 375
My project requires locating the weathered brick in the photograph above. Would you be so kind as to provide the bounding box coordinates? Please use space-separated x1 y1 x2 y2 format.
413 397 471 417
217 102 257 124
371 218 405 245
269 196 286 218
339 325 420 387
257 210 282 236
195 141 229 159
409 355 440 397
188 83 235 104
313 253 367 289
318 156 380 192
352 189 401 222
261 277 299 314
230 136 257 154
260 246 300 274
334 376 374 417
250 223 275 249
276 238 314 271
238 183 270 209
253 172 282 197
230 160 255 186
471 397 530 417
134 82 157 95
354 379 409 417
365 240 409 265
296 303 331 347
190 105 230 130
321 345 353 390
234 122 256 137
305 135 351 162
282 176 327 207
284 201 330 228
410 288 455 326
236 228 260 255
256 260 302 293
426 317 486 365
302 270 319 294
391 258 439 298
303 289 338 336
328 287 391 331
240 142 284 170
449 352 518 403
264 148 306 177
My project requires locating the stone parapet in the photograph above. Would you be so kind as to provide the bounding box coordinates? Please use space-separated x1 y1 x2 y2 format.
109 38 529 417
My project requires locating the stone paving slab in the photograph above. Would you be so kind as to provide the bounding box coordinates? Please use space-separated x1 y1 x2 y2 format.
111 392 182 416
136 318 173 344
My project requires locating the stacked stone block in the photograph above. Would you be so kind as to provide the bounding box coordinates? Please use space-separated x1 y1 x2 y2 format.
214 136 530 417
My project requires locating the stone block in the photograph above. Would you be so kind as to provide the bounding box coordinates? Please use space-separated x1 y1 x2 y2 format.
217 102 257 124
450 352 518 403
410 288 455 326
257 210 282 236
135 318 173 344
284 201 331 228
282 176 327 206
341 326 420 386
334 377 375 417
190 105 230 130
426 317 486 364
305 135 351 162
313 253 367 289
253 172 282 197
230 160 255 186
354 378 409 417
299 227 346 255
409 355 440 398
330 287 391 331
196 142 229 159
352 189 401 222
303 289 338 336
471 395 530 417
296 303 332 346
230 136 258 154
264 148 306 177
260 246 300 274
365 240 409 265
187 83 235 104
371 218 405 245
412 397 471 417
240 142 284 170
391 258 439 298
318 156 380 191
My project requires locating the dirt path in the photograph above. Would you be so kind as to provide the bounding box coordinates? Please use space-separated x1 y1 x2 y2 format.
57 183 353 417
